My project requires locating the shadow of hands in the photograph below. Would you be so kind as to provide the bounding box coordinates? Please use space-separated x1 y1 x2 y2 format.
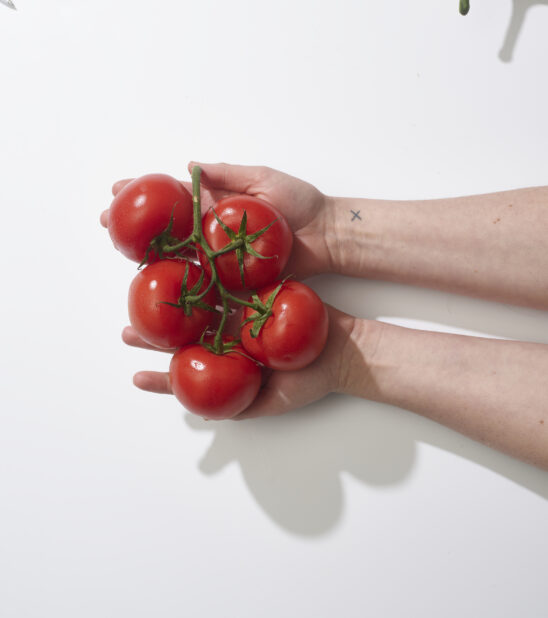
181 275 548 537
184 390 548 537
499 0 548 62
185 396 416 537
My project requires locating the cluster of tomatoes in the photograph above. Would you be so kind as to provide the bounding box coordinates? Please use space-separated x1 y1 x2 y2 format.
107 169 328 419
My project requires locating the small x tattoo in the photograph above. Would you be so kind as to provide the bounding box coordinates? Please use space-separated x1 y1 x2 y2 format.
351 210 361 221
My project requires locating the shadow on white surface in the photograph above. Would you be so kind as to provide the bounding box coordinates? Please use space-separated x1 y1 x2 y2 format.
310 275 548 345
184 394 547 537
499 0 548 62
180 276 548 536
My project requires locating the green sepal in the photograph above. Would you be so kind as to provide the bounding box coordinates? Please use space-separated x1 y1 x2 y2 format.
236 245 246 287
244 242 275 260
246 218 278 243
238 210 248 236
243 280 285 339
199 336 241 356
138 201 195 268
212 208 237 240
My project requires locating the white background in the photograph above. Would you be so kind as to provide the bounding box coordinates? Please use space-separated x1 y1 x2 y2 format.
1 1 547 616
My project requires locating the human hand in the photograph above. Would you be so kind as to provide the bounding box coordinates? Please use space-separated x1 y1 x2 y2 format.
118 305 365 420
100 162 334 280
100 162 353 418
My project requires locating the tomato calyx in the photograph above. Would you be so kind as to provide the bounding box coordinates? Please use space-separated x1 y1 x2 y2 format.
159 261 218 316
240 279 286 338
198 332 241 356
139 203 195 268
210 208 277 287
197 330 259 363
139 166 290 356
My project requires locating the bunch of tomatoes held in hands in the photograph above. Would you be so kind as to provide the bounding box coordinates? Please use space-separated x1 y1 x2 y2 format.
107 166 329 420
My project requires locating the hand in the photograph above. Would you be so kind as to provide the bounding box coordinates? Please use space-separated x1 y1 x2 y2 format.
101 162 345 418
101 162 333 280
118 305 361 420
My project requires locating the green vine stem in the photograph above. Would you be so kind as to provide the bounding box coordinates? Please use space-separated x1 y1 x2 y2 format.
459 0 470 15
139 165 286 354
146 165 281 355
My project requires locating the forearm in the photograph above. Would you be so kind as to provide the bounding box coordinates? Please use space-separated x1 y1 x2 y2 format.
327 187 548 309
342 319 548 469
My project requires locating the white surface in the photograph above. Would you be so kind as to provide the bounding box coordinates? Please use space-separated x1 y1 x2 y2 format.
1 1 547 617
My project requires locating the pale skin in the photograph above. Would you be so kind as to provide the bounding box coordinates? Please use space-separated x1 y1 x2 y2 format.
100 162 548 470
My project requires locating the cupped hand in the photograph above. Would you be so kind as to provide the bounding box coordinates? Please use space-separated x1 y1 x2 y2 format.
101 161 334 280
101 162 344 418
120 305 358 420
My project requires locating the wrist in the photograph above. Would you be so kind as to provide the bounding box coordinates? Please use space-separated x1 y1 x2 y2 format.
335 316 388 402
324 196 381 278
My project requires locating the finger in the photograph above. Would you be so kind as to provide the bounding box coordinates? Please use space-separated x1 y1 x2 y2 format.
121 326 177 353
180 180 223 214
188 161 269 194
101 179 134 228
112 179 133 196
231 367 312 420
133 371 172 394
232 378 294 420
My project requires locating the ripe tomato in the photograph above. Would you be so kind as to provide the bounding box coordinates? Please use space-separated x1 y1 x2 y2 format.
108 173 193 263
199 195 293 290
169 338 261 419
128 260 216 349
240 280 328 371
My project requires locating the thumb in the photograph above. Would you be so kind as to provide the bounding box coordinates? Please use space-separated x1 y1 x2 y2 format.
188 161 268 194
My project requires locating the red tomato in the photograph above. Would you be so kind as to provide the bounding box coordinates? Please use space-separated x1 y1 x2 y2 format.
240 280 328 371
128 260 216 349
199 195 293 290
108 174 193 263
169 338 261 419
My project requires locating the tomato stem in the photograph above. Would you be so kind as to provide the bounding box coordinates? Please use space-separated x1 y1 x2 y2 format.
141 166 279 353
187 166 265 352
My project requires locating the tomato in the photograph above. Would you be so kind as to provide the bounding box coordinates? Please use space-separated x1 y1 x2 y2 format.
128 260 216 349
240 280 328 371
199 195 293 290
108 173 193 263
169 338 261 419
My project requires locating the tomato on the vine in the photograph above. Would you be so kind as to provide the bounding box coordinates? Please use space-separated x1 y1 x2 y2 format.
240 280 328 371
108 173 193 263
169 337 261 419
128 260 216 349
199 195 293 290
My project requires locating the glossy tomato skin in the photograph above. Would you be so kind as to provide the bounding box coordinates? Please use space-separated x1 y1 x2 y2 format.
199 195 293 290
169 338 261 419
128 260 216 349
240 281 328 371
108 174 193 263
